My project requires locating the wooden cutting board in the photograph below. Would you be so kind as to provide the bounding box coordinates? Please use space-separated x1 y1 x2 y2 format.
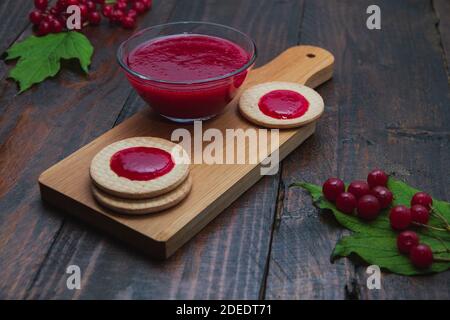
39 45 334 259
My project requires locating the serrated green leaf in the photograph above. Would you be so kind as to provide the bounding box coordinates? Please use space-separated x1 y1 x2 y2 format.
295 178 450 275
6 32 94 93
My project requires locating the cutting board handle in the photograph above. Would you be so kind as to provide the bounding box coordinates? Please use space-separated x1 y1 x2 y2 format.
247 45 335 89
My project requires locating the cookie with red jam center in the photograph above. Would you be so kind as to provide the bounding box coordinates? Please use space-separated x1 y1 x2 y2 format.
239 81 324 128
90 137 190 199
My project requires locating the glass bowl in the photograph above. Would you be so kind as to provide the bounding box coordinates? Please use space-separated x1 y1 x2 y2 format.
117 21 257 123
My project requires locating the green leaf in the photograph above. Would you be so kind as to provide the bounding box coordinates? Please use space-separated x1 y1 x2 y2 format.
294 179 450 275
6 32 94 93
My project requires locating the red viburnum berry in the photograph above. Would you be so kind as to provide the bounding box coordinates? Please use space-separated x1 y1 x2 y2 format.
86 1 97 12
44 14 56 23
78 4 89 17
389 205 412 230
411 192 433 209
51 19 64 33
367 169 388 188
29 10 43 25
133 1 146 14
336 192 357 214
370 186 393 209
410 244 433 269
121 16 136 29
127 9 138 18
397 231 419 254
357 195 381 220
66 0 79 6
142 0 152 10
49 7 59 16
102 4 114 17
111 9 125 23
115 1 128 11
411 204 430 225
88 11 101 25
348 180 370 199
322 178 345 202
56 0 68 11
34 0 48 11
37 20 51 36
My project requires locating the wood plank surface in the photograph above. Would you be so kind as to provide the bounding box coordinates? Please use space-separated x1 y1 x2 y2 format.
265 0 356 300
352 0 450 299
0 0 449 299
0 0 33 87
434 0 450 75
0 0 33 55
266 0 450 300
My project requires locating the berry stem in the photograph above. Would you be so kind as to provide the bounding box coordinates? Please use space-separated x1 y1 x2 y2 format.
433 257 450 263
433 249 450 254
430 207 450 230
430 234 450 252
412 222 448 232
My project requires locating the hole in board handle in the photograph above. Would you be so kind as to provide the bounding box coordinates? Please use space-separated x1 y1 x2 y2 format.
306 53 316 58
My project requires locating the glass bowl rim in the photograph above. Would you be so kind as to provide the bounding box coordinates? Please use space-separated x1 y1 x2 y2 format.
117 21 257 85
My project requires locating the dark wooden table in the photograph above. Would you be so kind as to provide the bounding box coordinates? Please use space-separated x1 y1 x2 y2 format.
1 0 449 300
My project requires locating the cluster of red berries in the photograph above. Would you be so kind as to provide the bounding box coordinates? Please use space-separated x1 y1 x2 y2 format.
322 169 392 220
390 192 432 231
393 192 435 269
322 170 448 270
29 0 152 36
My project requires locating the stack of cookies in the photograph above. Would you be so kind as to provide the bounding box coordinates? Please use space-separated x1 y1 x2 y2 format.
90 137 191 215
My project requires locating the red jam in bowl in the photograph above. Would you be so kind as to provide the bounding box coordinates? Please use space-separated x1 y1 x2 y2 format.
110 147 175 181
124 34 252 121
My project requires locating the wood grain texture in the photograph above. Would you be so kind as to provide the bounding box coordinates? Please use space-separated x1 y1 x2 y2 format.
0 0 33 55
0 0 178 299
1 0 449 300
0 0 34 93
265 0 356 300
24 0 308 299
351 0 450 299
434 0 450 77
265 0 450 300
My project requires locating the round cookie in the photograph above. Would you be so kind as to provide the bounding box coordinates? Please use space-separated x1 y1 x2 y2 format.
92 176 193 215
239 81 324 129
90 137 190 199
